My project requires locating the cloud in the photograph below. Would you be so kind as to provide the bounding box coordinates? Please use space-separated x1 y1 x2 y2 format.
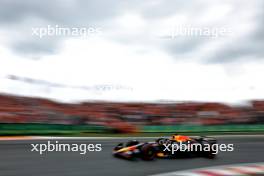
204 0 264 63
0 0 122 24
0 0 128 56
1 0 263 63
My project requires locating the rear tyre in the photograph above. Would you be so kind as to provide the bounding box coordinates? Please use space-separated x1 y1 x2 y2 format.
201 140 217 159
141 144 156 160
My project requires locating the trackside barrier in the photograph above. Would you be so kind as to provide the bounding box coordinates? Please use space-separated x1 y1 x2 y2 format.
0 123 111 135
141 124 264 133
1 124 264 135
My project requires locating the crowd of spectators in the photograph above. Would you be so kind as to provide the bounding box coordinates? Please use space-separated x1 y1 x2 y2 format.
0 94 263 132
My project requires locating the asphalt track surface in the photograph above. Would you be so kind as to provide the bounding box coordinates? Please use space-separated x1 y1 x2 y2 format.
0 136 263 176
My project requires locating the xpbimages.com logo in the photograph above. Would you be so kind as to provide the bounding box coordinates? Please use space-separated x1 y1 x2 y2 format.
30 141 102 155
32 25 102 38
163 142 234 154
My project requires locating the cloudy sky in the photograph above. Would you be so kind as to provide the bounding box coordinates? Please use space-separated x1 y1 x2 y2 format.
0 0 264 103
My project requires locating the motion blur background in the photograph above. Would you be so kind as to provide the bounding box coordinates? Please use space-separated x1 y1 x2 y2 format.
0 0 264 135
0 94 264 135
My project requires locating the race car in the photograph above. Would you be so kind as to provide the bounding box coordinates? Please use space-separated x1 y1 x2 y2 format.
113 134 217 160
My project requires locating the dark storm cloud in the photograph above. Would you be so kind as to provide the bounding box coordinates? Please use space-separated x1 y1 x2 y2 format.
0 0 163 56
207 25 264 64
136 0 220 58
206 1 264 64
0 0 130 56
138 0 264 63
0 0 121 25
0 0 263 63
207 38 264 64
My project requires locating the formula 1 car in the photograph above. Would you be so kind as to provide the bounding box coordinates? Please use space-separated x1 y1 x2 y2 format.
113 135 217 160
